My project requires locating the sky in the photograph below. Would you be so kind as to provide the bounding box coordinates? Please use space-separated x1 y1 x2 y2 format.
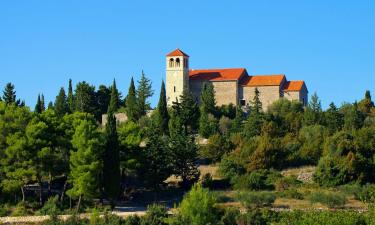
1 0 374 109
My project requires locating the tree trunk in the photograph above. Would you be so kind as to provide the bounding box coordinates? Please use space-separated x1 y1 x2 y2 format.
38 180 43 206
21 186 25 202
48 172 52 196
76 195 82 213
60 178 68 203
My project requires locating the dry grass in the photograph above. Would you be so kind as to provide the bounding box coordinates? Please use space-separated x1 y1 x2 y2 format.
281 166 316 178
198 164 221 180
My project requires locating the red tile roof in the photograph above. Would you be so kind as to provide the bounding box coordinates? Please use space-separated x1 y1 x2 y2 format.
166 48 189 57
283 81 305 92
241 74 286 86
189 68 247 81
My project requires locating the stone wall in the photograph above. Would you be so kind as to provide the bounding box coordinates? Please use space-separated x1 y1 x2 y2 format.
283 85 308 106
101 113 128 126
240 85 282 111
189 80 238 106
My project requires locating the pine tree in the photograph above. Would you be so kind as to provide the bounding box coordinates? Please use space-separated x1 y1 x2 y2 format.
96 85 111 119
2 82 19 105
169 113 199 187
359 90 374 114
325 102 343 133
156 81 169 133
54 87 69 117
74 81 96 114
250 88 262 114
200 82 217 115
67 120 102 212
231 106 244 133
103 85 121 207
34 94 43 114
47 101 54 110
67 79 74 112
303 92 323 126
137 71 154 117
172 89 199 133
125 77 139 122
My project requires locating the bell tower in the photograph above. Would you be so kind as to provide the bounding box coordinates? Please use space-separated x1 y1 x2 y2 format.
165 48 190 106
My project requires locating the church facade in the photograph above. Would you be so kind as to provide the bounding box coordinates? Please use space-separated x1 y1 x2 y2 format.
166 49 308 111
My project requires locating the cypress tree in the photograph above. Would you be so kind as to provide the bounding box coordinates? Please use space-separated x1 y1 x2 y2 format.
137 71 154 117
103 83 121 207
109 79 120 112
47 101 54 110
34 94 42 114
54 87 69 117
156 81 169 133
41 94 45 112
2 82 18 105
67 79 74 112
325 102 343 133
125 77 139 121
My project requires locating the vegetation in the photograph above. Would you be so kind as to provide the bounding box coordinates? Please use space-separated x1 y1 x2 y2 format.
2 78 375 224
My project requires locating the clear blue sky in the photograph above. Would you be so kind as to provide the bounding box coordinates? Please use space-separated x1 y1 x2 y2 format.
1 0 374 109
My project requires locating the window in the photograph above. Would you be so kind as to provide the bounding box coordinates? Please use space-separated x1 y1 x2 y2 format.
240 99 246 106
169 58 174 67
174 86 176 93
176 58 180 67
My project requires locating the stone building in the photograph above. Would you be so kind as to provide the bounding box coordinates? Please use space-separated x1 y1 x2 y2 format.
166 48 308 110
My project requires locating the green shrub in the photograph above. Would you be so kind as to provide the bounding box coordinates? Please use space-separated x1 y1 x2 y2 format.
0 203 10 216
354 184 375 203
174 184 219 225
237 209 277 225
237 191 276 208
219 208 240 225
278 189 304 200
38 195 61 216
11 201 29 216
274 176 301 191
309 191 346 208
200 173 213 188
140 204 168 225
233 170 280 191
124 215 141 225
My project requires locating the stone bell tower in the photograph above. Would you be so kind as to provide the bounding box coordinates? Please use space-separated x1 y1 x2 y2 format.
165 48 189 106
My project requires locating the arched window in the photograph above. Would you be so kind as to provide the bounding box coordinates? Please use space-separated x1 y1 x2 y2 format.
169 58 174 67
176 58 180 67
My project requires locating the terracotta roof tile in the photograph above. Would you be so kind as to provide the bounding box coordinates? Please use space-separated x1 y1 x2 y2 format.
241 74 286 86
283 81 305 92
189 68 247 81
166 48 189 57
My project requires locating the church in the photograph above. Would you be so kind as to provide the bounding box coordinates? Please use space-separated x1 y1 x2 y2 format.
166 48 308 111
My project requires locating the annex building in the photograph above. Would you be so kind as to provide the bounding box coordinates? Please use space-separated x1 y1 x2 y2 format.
165 49 308 111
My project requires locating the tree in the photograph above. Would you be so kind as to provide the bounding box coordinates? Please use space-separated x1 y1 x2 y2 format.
231 106 244 133
74 82 97 118
172 89 199 133
200 82 217 115
155 81 169 133
54 88 69 117
303 92 323 126
243 112 263 138
125 77 139 122
103 82 121 207
34 94 43 114
325 102 343 133
141 124 173 190
174 184 218 225
67 79 74 112
96 85 111 120
169 113 199 187
359 90 375 114
250 88 262 114
199 111 218 138
137 71 154 117
109 79 120 112
2 82 20 105
342 102 364 131
67 119 102 212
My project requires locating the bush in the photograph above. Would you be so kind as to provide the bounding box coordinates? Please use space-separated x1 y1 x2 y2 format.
125 215 141 225
11 201 29 216
278 189 304 200
219 154 246 183
354 184 375 203
38 195 61 216
309 191 347 208
200 134 234 162
141 204 168 225
219 208 240 225
237 209 277 225
274 176 301 192
233 170 280 191
200 173 213 188
174 184 219 225
237 192 276 208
